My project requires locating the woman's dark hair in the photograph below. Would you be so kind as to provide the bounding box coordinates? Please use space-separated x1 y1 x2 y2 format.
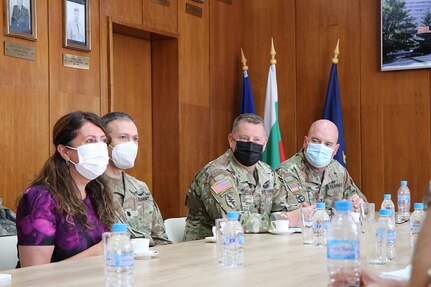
24 111 118 229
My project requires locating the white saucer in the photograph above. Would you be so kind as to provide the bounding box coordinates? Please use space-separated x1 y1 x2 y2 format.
204 236 216 243
268 228 294 235
134 250 159 259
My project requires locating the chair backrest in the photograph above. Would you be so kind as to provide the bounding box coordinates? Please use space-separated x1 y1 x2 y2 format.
0 235 18 271
164 217 186 244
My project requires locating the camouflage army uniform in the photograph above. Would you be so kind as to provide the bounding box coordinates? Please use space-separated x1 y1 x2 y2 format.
183 149 300 241
276 150 366 215
110 172 172 246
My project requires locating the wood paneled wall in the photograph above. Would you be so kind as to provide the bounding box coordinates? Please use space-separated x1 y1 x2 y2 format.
0 0 430 218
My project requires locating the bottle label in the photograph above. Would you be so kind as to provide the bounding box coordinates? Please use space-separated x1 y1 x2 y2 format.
398 195 410 204
387 229 396 243
327 239 359 260
410 222 421 233
106 253 134 268
312 222 322 230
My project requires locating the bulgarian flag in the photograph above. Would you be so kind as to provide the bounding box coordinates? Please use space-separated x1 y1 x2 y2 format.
262 62 286 168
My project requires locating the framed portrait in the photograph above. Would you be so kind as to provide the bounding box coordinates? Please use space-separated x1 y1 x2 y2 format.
63 0 90 51
381 0 431 71
3 0 37 40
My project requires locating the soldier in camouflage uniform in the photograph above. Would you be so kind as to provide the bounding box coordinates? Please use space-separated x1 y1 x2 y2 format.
276 119 366 215
102 112 171 246
184 114 301 241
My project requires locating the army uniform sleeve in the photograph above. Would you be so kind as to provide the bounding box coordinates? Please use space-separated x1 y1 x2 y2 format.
184 170 216 241
150 202 172 245
343 170 367 202
276 165 307 207
274 174 301 212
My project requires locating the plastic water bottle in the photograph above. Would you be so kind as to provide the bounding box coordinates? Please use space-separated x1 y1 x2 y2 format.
381 194 395 222
222 211 244 267
397 180 411 222
313 202 330 247
385 209 396 261
410 202 425 248
105 223 134 287
373 209 390 265
327 201 360 287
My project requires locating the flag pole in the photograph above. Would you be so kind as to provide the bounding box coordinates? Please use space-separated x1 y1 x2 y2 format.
270 37 277 65
332 39 340 64
241 48 248 71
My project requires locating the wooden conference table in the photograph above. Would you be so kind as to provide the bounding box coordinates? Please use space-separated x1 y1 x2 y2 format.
0 223 413 287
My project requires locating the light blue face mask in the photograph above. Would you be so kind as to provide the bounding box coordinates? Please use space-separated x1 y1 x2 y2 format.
304 143 334 168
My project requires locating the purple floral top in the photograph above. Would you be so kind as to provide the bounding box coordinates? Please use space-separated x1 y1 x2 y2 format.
16 185 107 262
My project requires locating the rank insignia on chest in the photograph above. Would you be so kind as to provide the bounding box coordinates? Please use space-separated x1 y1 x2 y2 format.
288 181 299 192
211 178 232 195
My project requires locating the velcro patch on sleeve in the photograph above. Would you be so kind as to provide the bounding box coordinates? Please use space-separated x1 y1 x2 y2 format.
287 181 299 192
211 178 232 195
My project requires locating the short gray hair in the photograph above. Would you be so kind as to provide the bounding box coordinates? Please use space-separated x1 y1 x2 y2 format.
232 113 264 133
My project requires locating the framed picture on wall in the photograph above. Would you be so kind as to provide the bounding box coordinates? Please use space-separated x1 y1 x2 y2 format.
381 0 431 71
63 0 90 51
3 0 37 40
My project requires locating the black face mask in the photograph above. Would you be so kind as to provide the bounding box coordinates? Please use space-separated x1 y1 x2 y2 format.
233 141 264 167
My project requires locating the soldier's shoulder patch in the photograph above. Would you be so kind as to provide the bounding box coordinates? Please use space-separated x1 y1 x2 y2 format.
287 181 300 192
211 178 232 195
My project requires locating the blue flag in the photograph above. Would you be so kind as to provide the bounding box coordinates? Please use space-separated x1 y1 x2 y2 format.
240 70 256 114
322 63 347 168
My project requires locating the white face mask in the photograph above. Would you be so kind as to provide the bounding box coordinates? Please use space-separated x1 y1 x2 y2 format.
67 141 109 180
110 141 138 170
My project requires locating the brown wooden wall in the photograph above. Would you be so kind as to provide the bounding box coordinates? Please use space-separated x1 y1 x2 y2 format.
0 0 430 219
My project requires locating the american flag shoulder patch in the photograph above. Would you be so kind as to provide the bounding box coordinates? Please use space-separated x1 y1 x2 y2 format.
211 178 232 194
287 181 299 192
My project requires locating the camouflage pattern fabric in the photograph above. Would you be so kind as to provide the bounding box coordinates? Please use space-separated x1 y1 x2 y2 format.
110 172 172 246
184 149 300 241
276 149 366 215
0 206 16 236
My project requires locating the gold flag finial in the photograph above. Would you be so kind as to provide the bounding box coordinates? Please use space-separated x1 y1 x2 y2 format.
241 48 248 71
270 37 277 65
332 39 340 64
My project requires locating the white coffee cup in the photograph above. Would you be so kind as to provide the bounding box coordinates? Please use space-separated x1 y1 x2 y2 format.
271 220 290 232
131 238 150 254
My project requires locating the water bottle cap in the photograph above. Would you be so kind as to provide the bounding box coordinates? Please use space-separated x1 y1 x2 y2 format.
316 202 325 209
379 209 391 216
384 194 391 199
400 180 407 186
227 211 239 219
112 223 128 232
334 200 352 211
414 202 424 210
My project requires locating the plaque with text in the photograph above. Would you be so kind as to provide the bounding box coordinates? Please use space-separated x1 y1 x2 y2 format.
4 42 36 61
152 0 170 6
63 53 89 70
186 3 202 17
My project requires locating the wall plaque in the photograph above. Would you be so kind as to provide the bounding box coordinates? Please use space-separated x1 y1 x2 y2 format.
152 0 170 6
4 41 35 61
186 3 202 18
63 53 89 70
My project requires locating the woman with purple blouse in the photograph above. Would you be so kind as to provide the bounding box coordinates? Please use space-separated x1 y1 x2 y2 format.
16 111 119 266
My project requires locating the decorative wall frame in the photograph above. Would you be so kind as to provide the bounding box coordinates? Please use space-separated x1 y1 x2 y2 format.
4 0 37 40
381 0 431 71
63 0 90 51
